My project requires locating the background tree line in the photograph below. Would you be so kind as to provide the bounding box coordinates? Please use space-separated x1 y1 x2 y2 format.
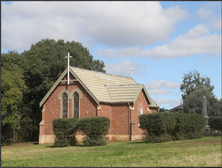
160 70 221 117
180 70 221 117
1 39 106 144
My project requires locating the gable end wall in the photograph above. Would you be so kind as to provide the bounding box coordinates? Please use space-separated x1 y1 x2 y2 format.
40 74 97 137
131 90 157 140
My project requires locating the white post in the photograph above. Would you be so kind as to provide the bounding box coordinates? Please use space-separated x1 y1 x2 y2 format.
130 67 135 78
65 52 72 85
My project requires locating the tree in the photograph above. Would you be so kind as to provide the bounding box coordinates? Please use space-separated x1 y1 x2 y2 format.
183 88 221 116
1 60 32 143
180 70 214 100
159 107 169 112
20 39 106 140
1 51 36 143
1 39 106 142
180 70 220 116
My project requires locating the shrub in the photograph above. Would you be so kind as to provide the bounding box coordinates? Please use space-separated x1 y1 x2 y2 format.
74 116 110 146
53 118 78 147
53 138 70 147
140 112 176 136
209 117 222 131
174 113 204 139
1 135 12 147
143 133 173 143
139 112 204 143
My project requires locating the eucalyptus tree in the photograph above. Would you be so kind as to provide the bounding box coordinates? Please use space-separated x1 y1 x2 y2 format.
183 88 220 116
180 70 214 100
180 70 220 116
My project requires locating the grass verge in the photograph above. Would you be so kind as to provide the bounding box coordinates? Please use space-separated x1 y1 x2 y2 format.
1 136 221 167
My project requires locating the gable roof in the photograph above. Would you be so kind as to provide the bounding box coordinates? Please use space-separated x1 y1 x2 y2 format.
169 104 183 112
39 67 159 108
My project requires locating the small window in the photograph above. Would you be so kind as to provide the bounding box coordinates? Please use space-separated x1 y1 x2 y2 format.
138 107 143 127
139 107 143 116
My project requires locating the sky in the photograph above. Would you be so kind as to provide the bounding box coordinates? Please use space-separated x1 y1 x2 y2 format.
1 1 221 109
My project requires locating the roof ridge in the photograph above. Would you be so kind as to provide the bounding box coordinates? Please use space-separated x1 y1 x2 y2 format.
105 84 141 87
70 66 133 79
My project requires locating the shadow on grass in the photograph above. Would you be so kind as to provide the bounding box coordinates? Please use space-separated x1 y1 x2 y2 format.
128 141 144 144
46 143 84 148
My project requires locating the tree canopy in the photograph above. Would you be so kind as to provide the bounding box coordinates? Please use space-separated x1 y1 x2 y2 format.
183 88 221 116
180 70 214 100
1 39 106 144
1 53 34 143
180 70 220 116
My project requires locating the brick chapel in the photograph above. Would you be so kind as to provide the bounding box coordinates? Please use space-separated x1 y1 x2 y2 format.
39 64 159 144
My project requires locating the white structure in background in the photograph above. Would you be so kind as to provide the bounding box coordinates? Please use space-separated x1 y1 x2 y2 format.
65 52 72 85
130 67 135 78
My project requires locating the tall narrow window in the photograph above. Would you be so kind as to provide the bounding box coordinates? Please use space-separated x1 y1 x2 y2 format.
74 92 79 118
63 93 68 118
139 107 143 116
138 107 143 127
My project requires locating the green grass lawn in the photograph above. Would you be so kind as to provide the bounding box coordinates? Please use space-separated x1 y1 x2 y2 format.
1 136 221 167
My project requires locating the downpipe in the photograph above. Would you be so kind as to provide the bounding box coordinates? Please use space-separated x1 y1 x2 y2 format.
128 103 131 141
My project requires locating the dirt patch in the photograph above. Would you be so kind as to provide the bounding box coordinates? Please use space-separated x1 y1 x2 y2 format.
185 141 221 145
2 142 38 148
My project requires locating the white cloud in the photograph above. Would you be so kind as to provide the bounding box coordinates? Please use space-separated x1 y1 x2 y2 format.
104 60 145 77
2 1 188 52
147 89 171 95
146 80 181 108
145 80 180 96
154 98 181 109
196 7 213 19
145 80 180 89
196 6 221 30
95 24 221 59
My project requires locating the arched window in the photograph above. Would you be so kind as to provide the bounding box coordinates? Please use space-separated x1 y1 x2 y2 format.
62 93 68 118
74 92 79 118
138 107 143 127
139 107 143 116
71 88 82 118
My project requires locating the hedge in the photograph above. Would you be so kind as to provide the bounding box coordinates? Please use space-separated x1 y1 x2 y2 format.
209 117 222 131
139 112 204 143
52 118 78 147
74 116 110 146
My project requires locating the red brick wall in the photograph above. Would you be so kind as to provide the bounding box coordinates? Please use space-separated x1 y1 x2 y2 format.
150 108 158 113
99 103 112 134
40 73 158 139
111 103 129 135
131 90 157 135
42 73 97 135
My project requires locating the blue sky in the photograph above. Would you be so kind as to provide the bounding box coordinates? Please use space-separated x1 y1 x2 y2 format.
1 1 221 109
